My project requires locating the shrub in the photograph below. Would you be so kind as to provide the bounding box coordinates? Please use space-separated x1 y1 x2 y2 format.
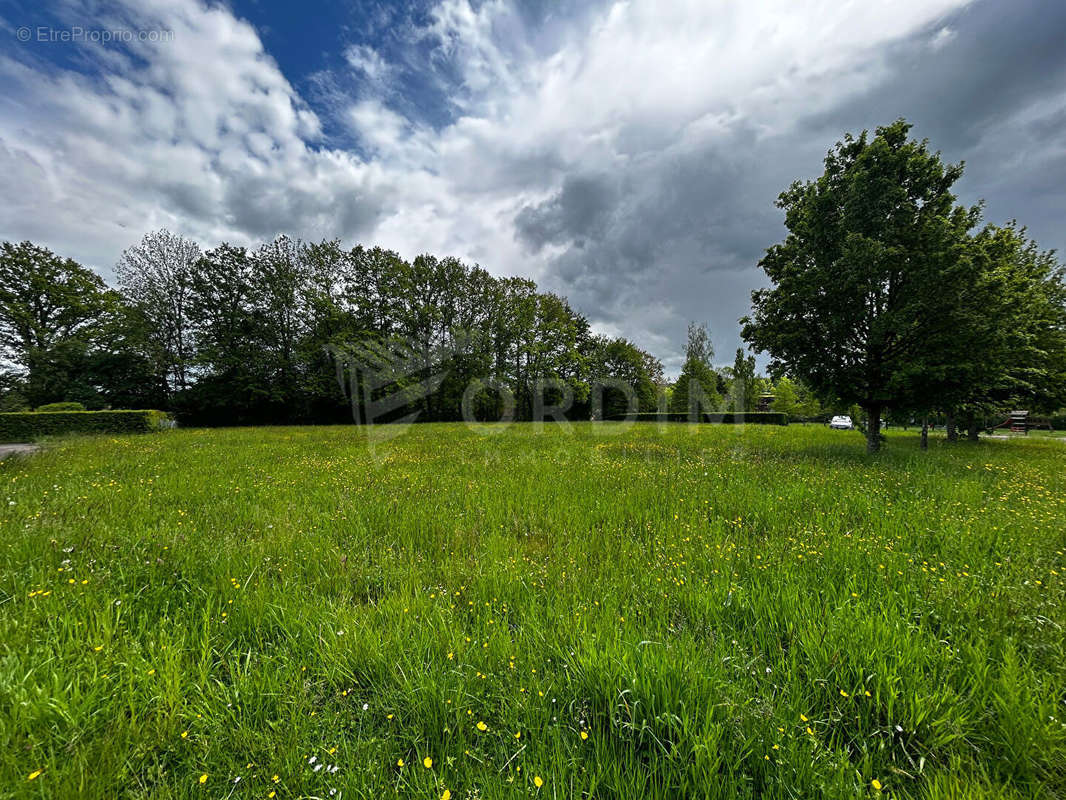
34 401 87 412
605 412 788 425
0 410 170 442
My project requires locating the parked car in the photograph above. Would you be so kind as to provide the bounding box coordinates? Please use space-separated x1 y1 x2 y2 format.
829 415 853 430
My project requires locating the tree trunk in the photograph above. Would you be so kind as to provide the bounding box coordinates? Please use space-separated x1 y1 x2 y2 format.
966 411 980 442
945 412 957 442
865 404 882 454
920 416 929 450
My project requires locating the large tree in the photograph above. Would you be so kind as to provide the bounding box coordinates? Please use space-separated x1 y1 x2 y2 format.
184 243 267 423
0 241 113 407
931 224 1066 438
742 120 978 452
116 229 200 395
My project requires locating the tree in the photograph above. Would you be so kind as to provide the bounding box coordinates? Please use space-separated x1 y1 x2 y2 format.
0 241 113 407
670 322 720 417
727 348 758 412
742 120 978 452
85 297 169 410
253 236 311 415
770 376 801 419
184 243 267 423
116 229 200 395
937 224 1066 439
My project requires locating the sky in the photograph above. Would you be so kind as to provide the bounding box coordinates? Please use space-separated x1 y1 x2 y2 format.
0 0 1064 375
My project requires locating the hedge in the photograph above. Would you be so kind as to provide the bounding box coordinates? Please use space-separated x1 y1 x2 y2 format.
35 401 86 412
605 412 788 425
0 410 171 442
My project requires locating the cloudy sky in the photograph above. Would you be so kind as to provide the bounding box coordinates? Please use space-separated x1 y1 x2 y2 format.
0 0 1063 373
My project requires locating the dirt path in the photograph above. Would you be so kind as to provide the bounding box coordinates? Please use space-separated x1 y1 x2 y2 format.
0 444 40 458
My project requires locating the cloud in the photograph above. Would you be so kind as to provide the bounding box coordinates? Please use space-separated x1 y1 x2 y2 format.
345 43 390 83
0 0 384 270
929 26 957 49
2 0 1064 375
515 174 618 252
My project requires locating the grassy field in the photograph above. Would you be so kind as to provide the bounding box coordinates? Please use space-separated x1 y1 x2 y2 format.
1 424 1064 799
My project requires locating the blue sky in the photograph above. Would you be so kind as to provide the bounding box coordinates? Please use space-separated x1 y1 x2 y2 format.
1 0 1064 374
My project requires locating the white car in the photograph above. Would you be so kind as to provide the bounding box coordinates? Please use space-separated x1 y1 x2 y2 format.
829 415 853 430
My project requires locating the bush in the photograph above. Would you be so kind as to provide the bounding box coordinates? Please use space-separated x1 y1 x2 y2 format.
34 401 87 412
605 412 788 425
0 410 170 442
1050 414 1066 431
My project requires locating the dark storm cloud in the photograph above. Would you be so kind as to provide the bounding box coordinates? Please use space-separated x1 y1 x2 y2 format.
533 130 815 368
514 173 618 252
535 0 1066 372
802 0 1066 248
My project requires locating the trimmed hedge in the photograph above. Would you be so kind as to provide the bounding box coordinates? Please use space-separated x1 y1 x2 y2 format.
35 402 87 412
605 412 788 425
0 410 170 442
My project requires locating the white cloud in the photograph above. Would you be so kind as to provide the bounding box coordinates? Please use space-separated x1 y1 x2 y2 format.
345 44 390 83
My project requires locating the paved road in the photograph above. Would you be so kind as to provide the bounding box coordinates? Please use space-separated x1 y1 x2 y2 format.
0 444 39 458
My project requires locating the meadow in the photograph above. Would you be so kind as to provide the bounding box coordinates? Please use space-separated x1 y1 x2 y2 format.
1 423 1064 799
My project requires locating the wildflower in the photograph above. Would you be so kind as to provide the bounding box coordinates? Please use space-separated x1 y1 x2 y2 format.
198 774 208 784
872 779 883 791
534 775 544 788
272 774 280 782
396 759 404 767
800 714 808 722
441 791 451 800
806 726 814 735
476 721 488 732
514 731 521 739
181 730 189 738
580 731 588 741
423 757 433 769
28 769 43 781
840 690 849 698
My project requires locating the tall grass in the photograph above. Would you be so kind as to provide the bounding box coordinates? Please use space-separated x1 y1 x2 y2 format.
0 424 1063 798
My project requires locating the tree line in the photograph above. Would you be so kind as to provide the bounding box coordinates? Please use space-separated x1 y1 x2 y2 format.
0 234 680 424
